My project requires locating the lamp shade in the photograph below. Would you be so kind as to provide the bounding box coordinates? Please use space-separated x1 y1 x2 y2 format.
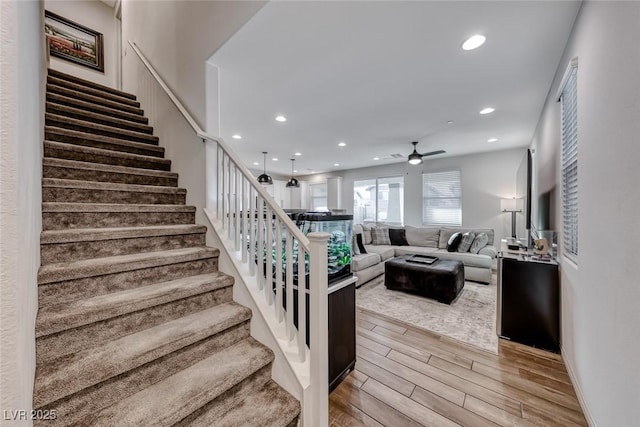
500 198 519 212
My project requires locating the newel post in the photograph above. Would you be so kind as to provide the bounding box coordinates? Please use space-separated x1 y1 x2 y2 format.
307 232 329 427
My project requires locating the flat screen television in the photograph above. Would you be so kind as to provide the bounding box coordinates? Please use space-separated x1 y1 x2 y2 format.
515 149 532 246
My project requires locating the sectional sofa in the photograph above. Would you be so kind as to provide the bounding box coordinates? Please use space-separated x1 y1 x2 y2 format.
352 224 497 285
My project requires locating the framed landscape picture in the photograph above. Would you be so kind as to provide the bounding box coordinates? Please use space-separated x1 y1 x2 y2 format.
44 10 104 72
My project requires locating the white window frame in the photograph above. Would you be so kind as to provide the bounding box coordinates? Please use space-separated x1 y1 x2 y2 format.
422 169 462 226
557 57 579 262
352 175 404 225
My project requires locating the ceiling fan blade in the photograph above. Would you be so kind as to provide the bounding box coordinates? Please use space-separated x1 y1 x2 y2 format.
419 150 446 157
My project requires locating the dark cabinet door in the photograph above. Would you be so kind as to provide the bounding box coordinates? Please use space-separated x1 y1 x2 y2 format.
500 257 560 352
328 283 356 391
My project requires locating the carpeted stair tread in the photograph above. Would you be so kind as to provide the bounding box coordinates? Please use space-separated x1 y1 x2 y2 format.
47 75 140 107
38 246 217 285
41 224 205 244
44 141 170 171
45 127 164 158
47 92 148 124
34 303 253 408
42 178 186 195
204 380 301 427
43 156 178 187
42 202 194 213
46 102 153 134
36 272 234 337
46 113 159 144
85 337 273 426
47 83 144 115
48 69 137 100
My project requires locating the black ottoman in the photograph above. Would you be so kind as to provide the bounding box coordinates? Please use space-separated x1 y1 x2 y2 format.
385 255 464 304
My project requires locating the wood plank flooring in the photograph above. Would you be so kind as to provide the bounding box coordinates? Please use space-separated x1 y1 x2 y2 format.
330 309 587 427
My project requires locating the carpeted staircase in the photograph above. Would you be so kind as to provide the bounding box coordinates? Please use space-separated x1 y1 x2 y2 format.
34 69 300 426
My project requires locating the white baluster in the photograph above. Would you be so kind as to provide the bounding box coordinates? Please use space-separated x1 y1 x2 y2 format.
275 219 283 322
217 145 222 220
234 166 240 251
265 206 274 306
297 246 307 362
242 176 248 264
221 153 226 228
226 159 232 239
249 187 256 276
256 197 264 291
285 232 294 340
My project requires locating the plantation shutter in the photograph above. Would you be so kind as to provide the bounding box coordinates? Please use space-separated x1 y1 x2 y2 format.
422 170 462 226
561 66 578 258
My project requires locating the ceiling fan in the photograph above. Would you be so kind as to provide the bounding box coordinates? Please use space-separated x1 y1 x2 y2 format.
407 141 445 165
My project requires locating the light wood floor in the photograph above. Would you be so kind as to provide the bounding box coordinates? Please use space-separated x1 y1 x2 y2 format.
329 309 587 427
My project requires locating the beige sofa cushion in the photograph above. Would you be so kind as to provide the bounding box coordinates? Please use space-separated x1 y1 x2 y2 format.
405 225 440 248
365 245 395 261
352 253 381 271
393 246 439 257
431 249 493 268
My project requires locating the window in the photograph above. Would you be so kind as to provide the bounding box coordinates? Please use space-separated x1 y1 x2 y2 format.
422 170 462 226
560 61 578 258
353 176 404 224
310 183 328 211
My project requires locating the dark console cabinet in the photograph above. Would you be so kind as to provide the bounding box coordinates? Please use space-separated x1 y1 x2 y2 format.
328 281 356 391
498 254 560 352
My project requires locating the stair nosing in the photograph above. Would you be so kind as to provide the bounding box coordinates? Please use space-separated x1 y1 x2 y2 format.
34 304 253 408
47 75 140 106
47 83 143 115
84 338 273 426
45 113 159 143
37 246 219 285
41 224 207 244
46 102 153 134
45 126 162 153
48 69 137 100
47 92 147 123
36 272 234 337
44 141 169 165
42 202 195 213
42 178 187 194
43 157 177 178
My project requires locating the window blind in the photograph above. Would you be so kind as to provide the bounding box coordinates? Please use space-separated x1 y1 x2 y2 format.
422 170 462 226
561 66 578 258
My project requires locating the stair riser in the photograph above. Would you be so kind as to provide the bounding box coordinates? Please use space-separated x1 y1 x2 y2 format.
38 257 217 306
44 145 170 171
37 286 234 363
45 130 163 158
43 211 195 230
48 69 137 101
175 366 272 427
47 93 148 124
46 115 159 145
42 187 186 205
41 233 205 264
47 76 140 107
47 84 143 116
34 322 251 425
43 164 178 187
46 103 153 134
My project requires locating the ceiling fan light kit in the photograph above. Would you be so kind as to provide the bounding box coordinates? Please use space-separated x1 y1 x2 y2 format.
407 141 445 165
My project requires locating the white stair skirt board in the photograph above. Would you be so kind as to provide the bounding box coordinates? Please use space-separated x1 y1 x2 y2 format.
356 275 498 354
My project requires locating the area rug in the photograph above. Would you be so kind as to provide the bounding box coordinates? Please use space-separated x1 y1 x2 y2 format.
356 275 498 354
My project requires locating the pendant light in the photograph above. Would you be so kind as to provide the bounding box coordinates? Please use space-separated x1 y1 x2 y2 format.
257 151 273 185
286 158 300 188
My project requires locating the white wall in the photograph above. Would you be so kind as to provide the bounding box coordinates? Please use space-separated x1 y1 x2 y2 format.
303 148 525 245
0 0 44 424
121 0 265 127
529 2 640 425
45 0 118 88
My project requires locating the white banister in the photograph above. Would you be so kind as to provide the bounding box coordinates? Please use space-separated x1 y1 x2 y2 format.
128 40 329 427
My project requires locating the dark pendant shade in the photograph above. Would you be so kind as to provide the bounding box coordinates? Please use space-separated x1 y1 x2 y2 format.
258 151 273 185
286 158 300 188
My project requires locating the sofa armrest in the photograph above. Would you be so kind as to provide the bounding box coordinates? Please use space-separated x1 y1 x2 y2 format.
478 245 497 258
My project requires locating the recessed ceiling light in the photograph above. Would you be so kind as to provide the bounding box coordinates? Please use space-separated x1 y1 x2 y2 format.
275 115 287 122
488 138 498 142
373 157 380 161
253 162 259 166
462 34 486 51
447 120 454 125
293 169 298 173
334 163 340 167
479 107 495 115
272 157 279 161
294 152 302 156
232 134 242 140
338 142 347 147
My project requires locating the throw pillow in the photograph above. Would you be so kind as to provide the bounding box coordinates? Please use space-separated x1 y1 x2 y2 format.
447 232 463 252
370 226 391 245
405 225 440 247
352 234 361 255
389 228 409 246
356 233 367 254
457 232 476 252
470 232 489 254
361 224 373 245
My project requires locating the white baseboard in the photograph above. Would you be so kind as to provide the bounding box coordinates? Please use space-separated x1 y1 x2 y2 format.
561 347 596 427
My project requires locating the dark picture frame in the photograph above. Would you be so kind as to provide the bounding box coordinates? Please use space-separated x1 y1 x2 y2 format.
44 10 104 72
